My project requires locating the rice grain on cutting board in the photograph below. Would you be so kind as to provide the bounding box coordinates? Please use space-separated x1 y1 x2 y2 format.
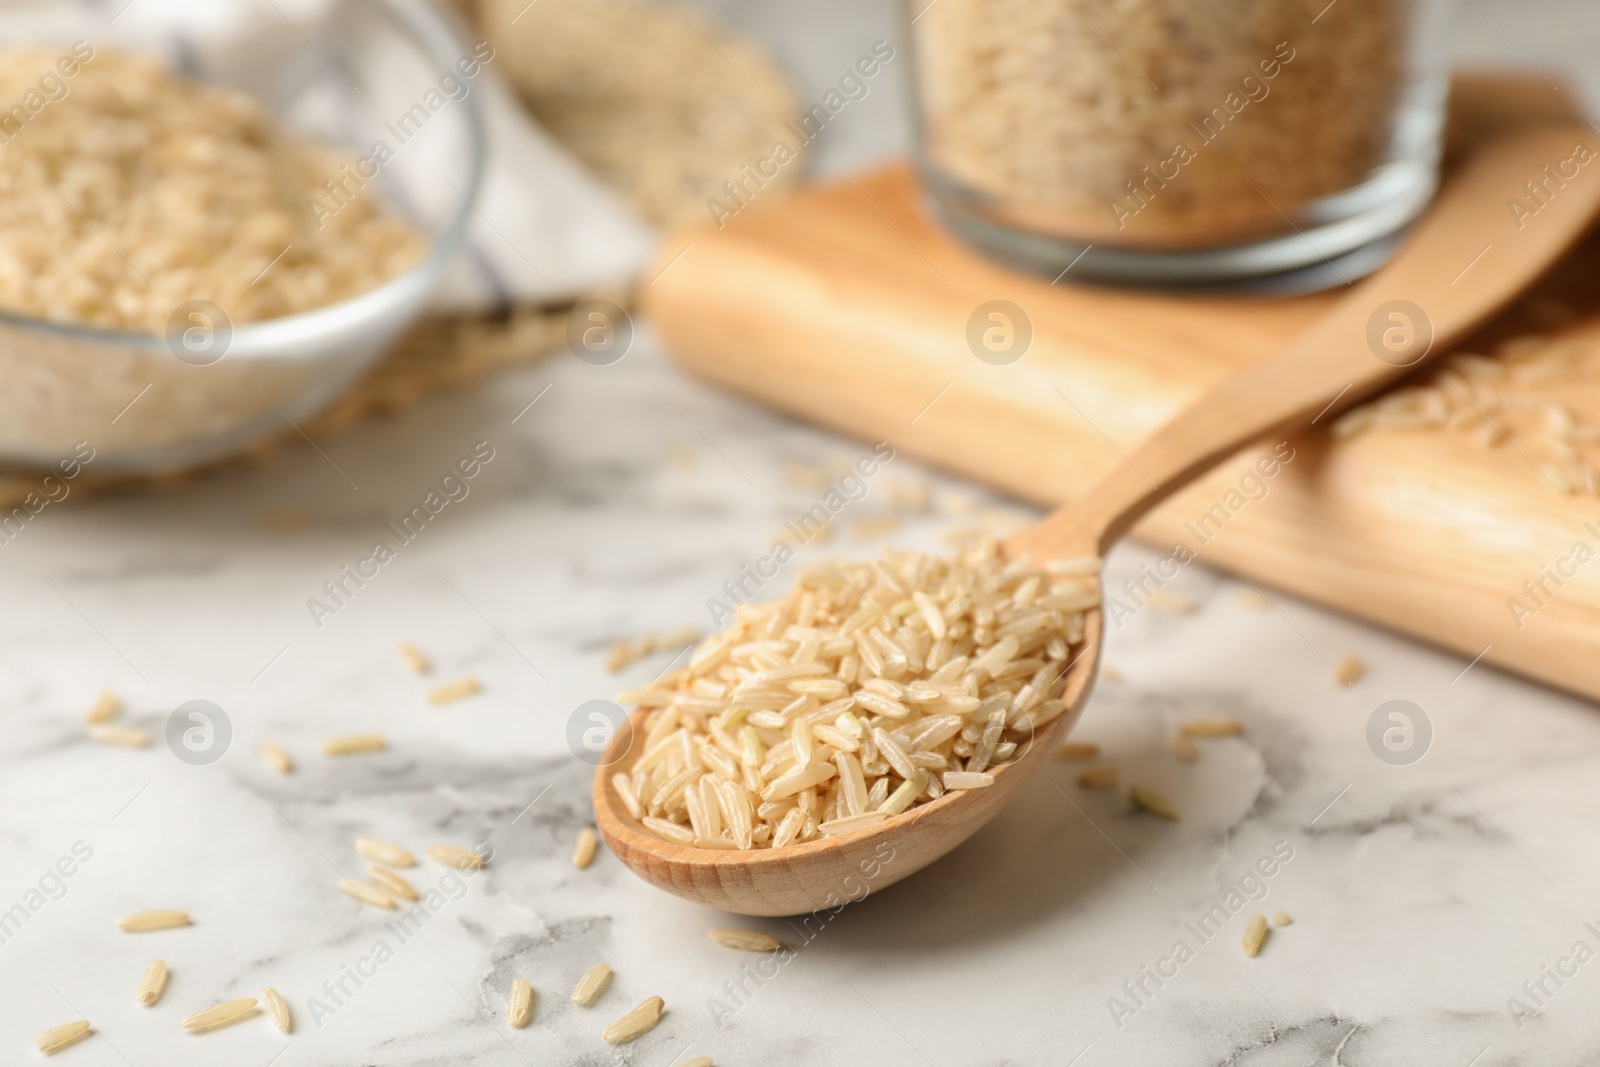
507 978 534 1028
428 844 487 870
181 998 258 1033
262 987 292 1033
118 909 191 932
1131 785 1179 821
135 959 168 1006
1242 913 1270 957
337 879 396 910
602 997 665 1044
86 689 121 724
367 866 419 902
708 929 783 952
260 742 293 774
355 836 415 867
398 642 430 675
572 827 599 869
35 1020 91 1055
572 963 612 1005
616 540 1091 850
322 734 387 756
89 724 149 747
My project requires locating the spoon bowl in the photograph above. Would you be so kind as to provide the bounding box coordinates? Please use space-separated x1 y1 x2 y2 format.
596 123 1600 915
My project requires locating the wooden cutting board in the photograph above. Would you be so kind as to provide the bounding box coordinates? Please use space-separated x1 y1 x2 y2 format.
644 73 1600 702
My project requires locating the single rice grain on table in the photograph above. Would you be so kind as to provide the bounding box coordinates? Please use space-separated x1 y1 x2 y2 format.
572 827 599 868
1054 741 1099 761
35 1020 91 1055
135 959 168 1006
355 836 416 867
89 724 150 747
337 879 396 910
398 642 431 675
86 689 121 724
322 734 388 756
615 541 1093 851
427 677 481 705
1131 785 1179 821
571 963 612 1005
117 909 191 932
260 742 294 774
507 978 534 1028
602 996 665 1044
708 928 783 952
181 998 258 1033
1180 717 1243 738
1242 913 1270 957
367 865 419 902
263 987 292 1033
428 844 487 870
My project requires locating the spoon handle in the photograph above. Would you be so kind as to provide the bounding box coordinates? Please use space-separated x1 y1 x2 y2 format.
1012 123 1600 561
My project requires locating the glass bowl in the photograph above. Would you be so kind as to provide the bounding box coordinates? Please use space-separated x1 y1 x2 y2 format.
0 0 485 473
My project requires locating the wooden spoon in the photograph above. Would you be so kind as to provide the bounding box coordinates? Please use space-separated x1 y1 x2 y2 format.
596 124 1600 916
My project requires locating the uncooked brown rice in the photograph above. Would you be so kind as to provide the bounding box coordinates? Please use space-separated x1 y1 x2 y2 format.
1077 766 1119 789
507 978 534 1028
0 46 423 334
337 878 396 910
1131 785 1179 821
135 959 168 1006
572 827 599 869
181 998 258 1033
1242 913 1270 957
322 734 388 757
708 928 783 952
86 690 120 724
399 642 431 675
355 836 415 868
615 541 1091 850
262 987 292 1033
35 1020 91 1055
602 996 665 1044
117 909 190 932
367 865 419 902
427 678 481 705
571 963 612 1005
428 844 487 870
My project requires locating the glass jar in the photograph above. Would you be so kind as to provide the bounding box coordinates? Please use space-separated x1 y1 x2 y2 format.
908 0 1458 285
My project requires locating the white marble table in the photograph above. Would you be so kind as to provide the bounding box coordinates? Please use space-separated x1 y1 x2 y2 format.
6 1 1600 1065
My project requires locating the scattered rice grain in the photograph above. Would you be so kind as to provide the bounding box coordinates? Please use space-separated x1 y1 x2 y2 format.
262 987 292 1033
1180 718 1243 738
135 959 168 1006
572 963 612 1005
89 724 149 748
507 978 534 1028
1242 913 1269 957
86 689 121 724
708 928 783 952
35 1021 91 1055
260 742 293 774
1335 653 1366 686
427 677 481 705
1173 735 1199 762
428 844 487 870
322 734 387 756
1273 910 1291 926
367 865 419 902
399 643 431 675
118 909 191 932
1055 741 1099 762
355 836 415 867
181 998 258 1033
337 878 396 910
1131 785 1179 820
572 827 600 869
1076 766 1119 789
602 996 665 1044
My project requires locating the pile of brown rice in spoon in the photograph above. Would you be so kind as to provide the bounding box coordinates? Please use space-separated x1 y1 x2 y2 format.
615 538 1098 849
